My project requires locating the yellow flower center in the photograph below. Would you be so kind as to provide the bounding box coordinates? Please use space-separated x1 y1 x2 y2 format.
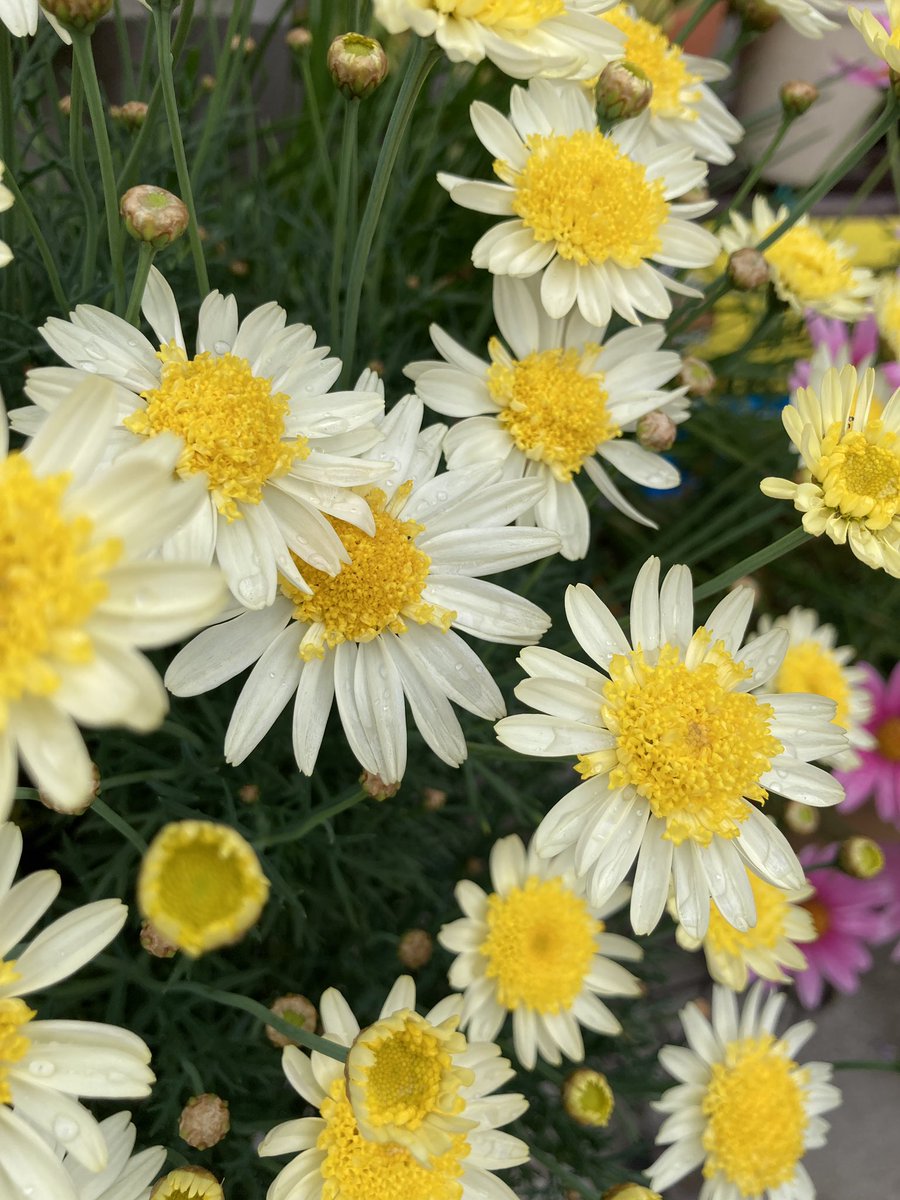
137 820 270 957
815 419 900 530
318 1076 469 1200
774 640 851 730
876 715 900 761
480 876 599 1012
125 344 307 521
281 486 454 659
486 342 619 482
603 5 701 118
702 1034 808 1194
0 995 35 1106
502 129 668 268
801 895 831 936
563 1068 615 1127
0 454 121 725
594 635 783 846
706 872 791 957
764 226 858 304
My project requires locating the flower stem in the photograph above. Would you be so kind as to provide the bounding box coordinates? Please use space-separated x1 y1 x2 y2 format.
692 526 810 603
254 789 368 850
299 49 337 206
722 115 793 222
125 241 157 326
0 162 69 312
674 0 720 46
68 60 100 297
330 99 360 351
91 797 149 854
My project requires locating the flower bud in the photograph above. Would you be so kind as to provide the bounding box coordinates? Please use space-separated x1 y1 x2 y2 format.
780 80 818 117
58 94 72 117
327 33 389 100
728 247 770 291
285 25 312 52
179 1093 231 1150
200 73 216 92
229 258 250 277
422 786 447 812
784 800 819 835
398 928 433 970
595 60 653 122
679 355 716 397
636 410 677 453
139 919 178 958
838 836 885 879
41 0 113 30
360 770 400 800
603 1186 663 1200
230 33 256 54
120 184 189 249
728 574 762 603
238 783 260 805
730 0 781 30
266 994 318 1047
110 100 149 130
151 1167 223 1200
562 1068 615 1127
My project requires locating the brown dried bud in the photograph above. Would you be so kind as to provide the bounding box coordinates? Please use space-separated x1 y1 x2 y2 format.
838 836 885 879
58 94 72 117
285 25 312 51
200 73 216 93
595 60 653 122
562 1068 615 1127
230 34 256 54
266 994 318 1047
229 259 250 277
327 33 389 100
784 800 820 835
238 783 260 805
398 928 433 971
603 1186 663 1200
41 0 113 30
728 247 770 291
422 787 448 812
151 1167 223 1200
110 100 149 130
178 1093 231 1151
730 0 781 30
360 771 400 800
120 184 189 248
780 80 818 117
636 410 677 453
679 355 716 397
140 920 178 958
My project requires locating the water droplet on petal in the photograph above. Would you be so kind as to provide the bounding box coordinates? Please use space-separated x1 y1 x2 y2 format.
213 340 230 355
28 1060 55 1077
53 1117 79 1142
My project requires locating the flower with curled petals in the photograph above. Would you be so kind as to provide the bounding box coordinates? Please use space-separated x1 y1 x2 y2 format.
849 0 900 70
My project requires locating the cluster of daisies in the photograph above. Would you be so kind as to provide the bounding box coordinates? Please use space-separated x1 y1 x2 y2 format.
2 0 899 1199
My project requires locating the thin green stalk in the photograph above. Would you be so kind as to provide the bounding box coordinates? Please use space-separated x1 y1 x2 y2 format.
692 526 810 603
299 49 337 205
723 115 793 221
254 790 368 850
91 798 148 854
833 1060 900 1072
69 64 100 297
674 0 719 46
0 162 69 312
339 41 440 383
889 121 900 212
125 241 157 325
189 0 252 188
153 0 209 297
330 99 360 349
70 29 126 313
112 0 137 98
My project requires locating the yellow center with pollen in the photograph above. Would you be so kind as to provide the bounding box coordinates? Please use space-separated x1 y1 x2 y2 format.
563 1068 615 1127
125 343 307 521
594 636 783 845
765 226 858 304
702 1034 808 1194
774 640 851 730
603 5 702 118
362 1015 463 1129
0 994 35 1106
877 715 900 761
318 1077 469 1200
0 454 121 724
504 129 668 267
480 876 599 1012
815 419 900 531
281 486 454 658
706 872 791 958
486 342 619 481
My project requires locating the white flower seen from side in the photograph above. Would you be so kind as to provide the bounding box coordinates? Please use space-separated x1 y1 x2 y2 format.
766 0 843 38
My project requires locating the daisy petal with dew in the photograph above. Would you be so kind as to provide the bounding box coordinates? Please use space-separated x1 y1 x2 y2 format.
54 1111 166 1200
495 557 847 939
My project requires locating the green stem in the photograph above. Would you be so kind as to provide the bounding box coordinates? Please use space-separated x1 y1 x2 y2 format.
153 0 209 298
674 0 719 46
112 0 137 98
0 27 14 171
692 526 810 603
299 50 337 206
125 241 157 325
189 0 252 188
173 983 348 1062
0 163 69 312
339 41 440 384
91 797 148 854
69 63 100 297
70 29 126 313
832 1059 900 1072
888 121 900 212
330 99 360 349
723 115 793 221
254 790 368 850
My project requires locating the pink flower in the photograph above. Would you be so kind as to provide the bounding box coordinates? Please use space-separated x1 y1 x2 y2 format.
789 314 879 391
835 663 900 827
788 844 893 1008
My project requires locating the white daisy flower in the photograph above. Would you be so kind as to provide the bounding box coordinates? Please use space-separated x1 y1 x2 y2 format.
761 365 900 578
0 161 13 269
0 382 226 819
598 5 743 165
719 197 875 322
0 0 71 40
495 557 848 940
647 983 841 1199
259 975 528 1198
373 0 624 80
0 822 155 1200
11 269 391 611
439 833 642 1070
438 78 718 328
408 274 687 558
56 1112 166 1200
767 0 843 38
757 606 874 770
166 395 559 785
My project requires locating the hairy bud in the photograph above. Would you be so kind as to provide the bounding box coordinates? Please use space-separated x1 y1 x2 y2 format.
327 33 389 100
41 0 113 30
398 928 433 970
110 100 149 130
839 836 885 879
780 80 819 117
636 410 677 453
728 247 770 291
595 60 653 122
120 184 189 248
679 356 716 397
179 1093 231 1151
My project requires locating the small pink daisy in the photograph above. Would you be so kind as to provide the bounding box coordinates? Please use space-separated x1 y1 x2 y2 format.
788 843 893 1008
789 313 900 393
835 663 900 827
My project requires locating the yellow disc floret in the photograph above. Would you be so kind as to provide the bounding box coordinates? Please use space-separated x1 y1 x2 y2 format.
603 5 701 118
486 342 620 481
137 820 270 957
706 873 791 959
125 343 306 521
562 1068 615 1127
765 227 859 306
702 1034 808 1195
813 420 900 531
503 130 668 267
596 634 783 845
434 0 564 31
149 1167 224 1200
774 640 851 729
282 486 454 659
0 454 121 723
0 995 35 1106
318 1076 469 1200
877 715 900 761
480 876 599 1012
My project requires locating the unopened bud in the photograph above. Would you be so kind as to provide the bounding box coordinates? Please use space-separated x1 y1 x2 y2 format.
229 259 250 277
121 185 189 248
140 919 178 958
562 1068 615 1127
285 25 312 51
780 80 818 117
179 1093 230 1150
266 994 318 1047
238 783 260 805
398 928 433 970
200 73 216 92
41 0 112 30
110 100 148 130
636 410 677 453
58 94 71 117
603 1186 663 1200
151 1167 223 1200
327 32 389 100
230 33 256 54
595 60 653 122
679 355 716 397
784 800 820 835
422 786 448 812
838 836 885 879
360 770 400 800
730 0 781 30
728 247 770 291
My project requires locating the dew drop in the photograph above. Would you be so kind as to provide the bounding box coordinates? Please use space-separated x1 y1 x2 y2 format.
28 1060 55 1078
53 1117 79 1142
78 361 99 374
213 340 230 355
